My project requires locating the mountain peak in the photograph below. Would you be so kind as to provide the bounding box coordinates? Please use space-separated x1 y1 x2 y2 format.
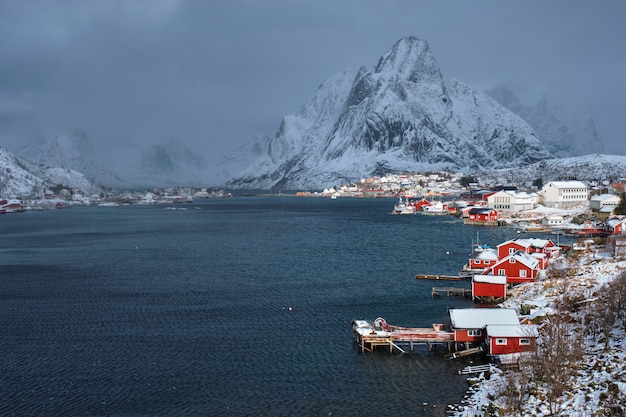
374 36 441 84
227 37 554 190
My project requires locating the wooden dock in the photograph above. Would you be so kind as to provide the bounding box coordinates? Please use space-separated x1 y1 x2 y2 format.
459 363 497 375
415 274 461 281
352 319 455 353
445 346 483 359
432 287 471 297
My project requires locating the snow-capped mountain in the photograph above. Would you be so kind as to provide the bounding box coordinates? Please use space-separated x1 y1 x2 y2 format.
129 140 212 187
0 147 102 197
212 132 272 186
227 37 554 190
485 84 604 157
18 129 132 189
17 129 216 189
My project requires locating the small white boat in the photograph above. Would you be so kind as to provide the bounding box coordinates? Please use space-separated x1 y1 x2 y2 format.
392 197 416 215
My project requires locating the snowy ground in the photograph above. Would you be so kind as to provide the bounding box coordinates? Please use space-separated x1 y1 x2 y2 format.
450 252 626 416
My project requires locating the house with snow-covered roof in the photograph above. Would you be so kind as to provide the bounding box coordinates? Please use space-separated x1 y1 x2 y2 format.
466 248 498 272
472 274 507 302
590 194 620 211
482 250 540 284
448 308 519 346
605 216 626 235
539 180 588 208
485 324 539 356
497 238 558 265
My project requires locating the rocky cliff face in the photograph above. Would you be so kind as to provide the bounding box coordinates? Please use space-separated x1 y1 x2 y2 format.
227 37 553 190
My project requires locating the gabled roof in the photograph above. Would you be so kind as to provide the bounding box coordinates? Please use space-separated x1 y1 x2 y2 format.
449 308 519 329
469 207 496 214
498 238 552 250
487 250 540 271
590 193 620 202
473 275 507 284
475 249 498 261
545 180 587 189
486 324 539 338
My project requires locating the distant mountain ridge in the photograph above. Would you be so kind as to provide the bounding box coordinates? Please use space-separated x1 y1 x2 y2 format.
18 129 133 189
227 37 554 190
485 84 604 157
0 146 101 197
17 129 215 189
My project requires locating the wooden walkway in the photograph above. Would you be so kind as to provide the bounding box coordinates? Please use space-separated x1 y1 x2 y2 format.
352 319 455 353
415 274 461 281
432 287 471 297
459 363 497 375
444 346 483 359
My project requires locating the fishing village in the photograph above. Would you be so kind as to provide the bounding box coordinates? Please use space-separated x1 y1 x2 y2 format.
345 173 626 415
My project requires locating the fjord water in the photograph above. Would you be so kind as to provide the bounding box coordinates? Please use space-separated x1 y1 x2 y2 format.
1 197 519 416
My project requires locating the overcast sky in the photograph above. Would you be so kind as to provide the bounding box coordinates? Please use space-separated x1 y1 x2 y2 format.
1 0 625 162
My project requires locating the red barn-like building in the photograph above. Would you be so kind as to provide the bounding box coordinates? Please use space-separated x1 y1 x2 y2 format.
472 274 507 302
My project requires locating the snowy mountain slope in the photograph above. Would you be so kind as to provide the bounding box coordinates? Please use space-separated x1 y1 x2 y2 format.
128 140 213 187
0 147 101 197
486 84 605 157
481 154 626 184
17 129 133 189
227 37 554 190
17 129 217 188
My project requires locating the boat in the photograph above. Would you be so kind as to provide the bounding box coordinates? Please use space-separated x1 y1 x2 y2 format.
419 200 449 215
471 232 492 252
392 197 416 215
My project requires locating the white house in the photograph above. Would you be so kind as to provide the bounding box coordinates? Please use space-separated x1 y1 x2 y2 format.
539 181 588 208
486 190 539 212
589 194 620 211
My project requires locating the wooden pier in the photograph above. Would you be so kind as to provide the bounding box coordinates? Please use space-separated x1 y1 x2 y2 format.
444 346 483 359
352 319 455 353
432 287 471 297
415 274 462 281
459 363 497 375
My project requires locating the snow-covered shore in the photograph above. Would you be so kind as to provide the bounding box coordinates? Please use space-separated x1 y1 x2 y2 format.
451 251 626 416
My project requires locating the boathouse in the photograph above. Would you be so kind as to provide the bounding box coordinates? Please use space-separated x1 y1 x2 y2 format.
472 274 507 302
485 324 539 356
448 308 519 348
481 250 540 284
463 207 498 225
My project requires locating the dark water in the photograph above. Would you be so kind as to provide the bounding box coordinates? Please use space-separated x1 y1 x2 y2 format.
0 197 524 416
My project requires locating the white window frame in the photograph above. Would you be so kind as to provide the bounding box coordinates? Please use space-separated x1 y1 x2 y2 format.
495 338 507 345
468 329 482 337
520 338 531 345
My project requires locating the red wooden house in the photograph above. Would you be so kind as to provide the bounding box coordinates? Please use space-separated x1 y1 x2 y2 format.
448 308 519 348
465 207 498 224
481 250 540 284
466 249 498 272
605 216 626 235
497 238 557 261
412 198 431 211
485 324 538 356
472 274 507 302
